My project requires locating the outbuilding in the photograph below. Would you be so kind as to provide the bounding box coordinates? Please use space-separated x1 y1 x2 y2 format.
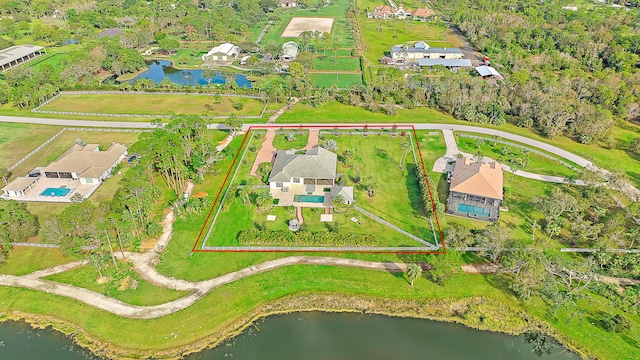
0 44 46 71
202 43 240 61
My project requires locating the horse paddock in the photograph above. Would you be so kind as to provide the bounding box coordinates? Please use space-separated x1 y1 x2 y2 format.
281 17 335 38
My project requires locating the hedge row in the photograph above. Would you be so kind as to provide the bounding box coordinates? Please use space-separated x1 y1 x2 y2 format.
238 229 376 247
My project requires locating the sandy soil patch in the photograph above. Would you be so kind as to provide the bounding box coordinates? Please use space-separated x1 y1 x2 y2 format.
281 17 334 38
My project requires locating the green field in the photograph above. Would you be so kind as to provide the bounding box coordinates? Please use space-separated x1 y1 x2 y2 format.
28 53 70 70
271 130 309 150
312 55 361 71
40 94 267 117
0 123 62 168
311 73 363 88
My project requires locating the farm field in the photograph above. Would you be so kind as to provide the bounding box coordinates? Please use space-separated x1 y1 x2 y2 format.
39 93 267 117
311 73 363 88
0 123 62 168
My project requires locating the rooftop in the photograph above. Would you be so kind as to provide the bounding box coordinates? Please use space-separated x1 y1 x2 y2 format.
43 143 127 178
2 177 37 192
449 157 503 200
418 58 472 67
269 147 337 182
0 44 45 67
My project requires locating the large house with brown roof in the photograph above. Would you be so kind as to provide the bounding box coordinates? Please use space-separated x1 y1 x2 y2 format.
446 157 503 222
43 143 128 185
368 5 436 20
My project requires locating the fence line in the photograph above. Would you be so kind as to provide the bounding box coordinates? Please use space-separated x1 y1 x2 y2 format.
32 110 264 120
12 242 59 248
353 205 437 248
201 246 440 252
7 129 65 172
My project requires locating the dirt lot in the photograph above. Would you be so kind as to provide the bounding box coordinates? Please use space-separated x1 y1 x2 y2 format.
281 17 335 37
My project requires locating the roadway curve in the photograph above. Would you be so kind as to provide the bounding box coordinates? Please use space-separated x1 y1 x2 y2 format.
0 116 593 167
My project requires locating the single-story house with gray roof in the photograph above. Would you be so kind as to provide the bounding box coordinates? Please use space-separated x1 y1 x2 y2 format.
269 147 337 189
0 44 46 71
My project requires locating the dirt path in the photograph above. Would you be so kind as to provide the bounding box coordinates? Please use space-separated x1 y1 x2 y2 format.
296 206 304 226
268 97 299 124
250 128 276 176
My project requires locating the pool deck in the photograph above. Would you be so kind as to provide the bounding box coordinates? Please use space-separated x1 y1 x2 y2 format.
270 184 327 208
1 177 100 203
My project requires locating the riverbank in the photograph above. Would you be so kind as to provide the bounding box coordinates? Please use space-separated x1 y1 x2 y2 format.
0 293 587 360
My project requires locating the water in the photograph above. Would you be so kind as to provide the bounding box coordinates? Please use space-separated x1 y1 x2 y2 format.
458 203 491 217
0 313 578 360
133 60 251 88
0 321 99 359
186 312 578 360
293 194 326 203
39 187 71 197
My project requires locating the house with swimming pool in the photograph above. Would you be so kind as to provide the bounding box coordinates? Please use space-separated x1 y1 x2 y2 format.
268 147 353 208
446 157 503 222
1 142 127 202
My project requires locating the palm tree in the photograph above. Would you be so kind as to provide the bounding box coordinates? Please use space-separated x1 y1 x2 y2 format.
364 175 377 197
238 186 251 205
256 191 274 211
407 263 422 287
399 141 410 170
341 150 355 167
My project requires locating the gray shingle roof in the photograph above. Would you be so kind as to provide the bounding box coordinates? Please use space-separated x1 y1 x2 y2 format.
269 147 337 182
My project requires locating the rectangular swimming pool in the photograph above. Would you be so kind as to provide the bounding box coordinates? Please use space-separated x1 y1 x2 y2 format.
457 203 491 218
40 187 71 197
294 194 325 203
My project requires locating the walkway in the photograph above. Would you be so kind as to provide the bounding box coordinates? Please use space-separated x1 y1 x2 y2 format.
304 129 319 150
353 205 437 248
250 129 276 176
296 206 304 225
255 20 273 45
267 97 299 124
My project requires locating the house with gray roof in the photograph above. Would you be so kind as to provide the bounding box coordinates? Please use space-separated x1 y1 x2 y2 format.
268 147 353 208
280 41 299 61
391 41 464 61
0 44 46 71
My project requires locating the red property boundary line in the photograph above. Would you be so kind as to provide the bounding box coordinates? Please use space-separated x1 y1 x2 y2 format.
191 125 446 254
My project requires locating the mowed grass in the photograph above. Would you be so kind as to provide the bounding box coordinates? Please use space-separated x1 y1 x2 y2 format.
40 94 266 117
45 263 189 307
456 136 580 178
312 55 361 71
0 123 62 168
28 53 70 70
278 101 458 123
271 130 309 150
0 247 70 275
311 73 363 88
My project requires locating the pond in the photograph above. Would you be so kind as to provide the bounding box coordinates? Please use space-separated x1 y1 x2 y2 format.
132 60 251 88
0 312 579 359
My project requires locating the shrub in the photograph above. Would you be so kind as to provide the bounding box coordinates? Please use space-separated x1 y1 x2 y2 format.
146 222 163 237
238 229 376 246
602 313 632 333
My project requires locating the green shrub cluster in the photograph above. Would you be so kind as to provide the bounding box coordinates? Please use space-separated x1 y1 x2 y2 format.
238 229 376 247
414 165 445 217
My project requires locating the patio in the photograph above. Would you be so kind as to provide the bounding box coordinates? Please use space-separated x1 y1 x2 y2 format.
0 177 100 203
270 183 328 208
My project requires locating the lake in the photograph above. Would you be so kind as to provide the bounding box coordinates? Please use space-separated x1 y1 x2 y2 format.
133 60 252 88
0 312 578 360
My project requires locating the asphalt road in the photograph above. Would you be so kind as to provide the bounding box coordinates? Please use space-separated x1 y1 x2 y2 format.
0 115 593 167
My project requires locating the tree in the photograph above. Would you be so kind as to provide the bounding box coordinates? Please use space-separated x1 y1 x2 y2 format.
407 263 422 287
363 175 378 197
157 37 179 53
398 141 410 170
0 167 9 185
341 150 354 167
476 224 511 264
324 139 338 151
256 191 274 211
331 194 347 213
225 114 243 136
630 138 640 154
0 201 38 264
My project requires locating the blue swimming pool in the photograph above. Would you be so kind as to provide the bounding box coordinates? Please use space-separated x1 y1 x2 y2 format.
40 187 71 197
294 194 325 203
457 203 491 218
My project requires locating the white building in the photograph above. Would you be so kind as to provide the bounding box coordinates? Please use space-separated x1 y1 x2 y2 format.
202 43 240 61
391 41 464 61
279 0 297 7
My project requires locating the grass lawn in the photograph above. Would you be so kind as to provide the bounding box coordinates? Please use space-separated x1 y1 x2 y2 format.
0 123 62 168
45 263 189 307
455 135 580 178
278 101 458 123
312 55 361 71
40 94 266 117
311 73 363 88
28 52 70 70
271 130 309 150
0 247 70 275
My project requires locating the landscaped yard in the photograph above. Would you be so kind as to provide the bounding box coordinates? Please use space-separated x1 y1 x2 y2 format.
202 129 438 249
40 93 267 117
272 130 309 150
455 135 581 178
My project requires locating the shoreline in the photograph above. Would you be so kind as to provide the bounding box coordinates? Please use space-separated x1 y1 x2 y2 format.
0 293 588 360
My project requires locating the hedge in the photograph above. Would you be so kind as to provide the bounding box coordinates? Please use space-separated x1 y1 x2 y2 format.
238 229 376 246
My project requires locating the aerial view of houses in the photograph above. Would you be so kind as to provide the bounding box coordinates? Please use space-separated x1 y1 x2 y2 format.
0 0 638 359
